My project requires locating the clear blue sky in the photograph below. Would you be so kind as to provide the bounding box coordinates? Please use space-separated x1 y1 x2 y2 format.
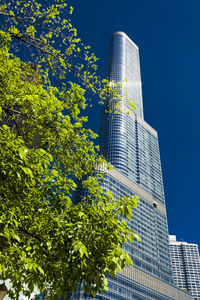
72 0 200 247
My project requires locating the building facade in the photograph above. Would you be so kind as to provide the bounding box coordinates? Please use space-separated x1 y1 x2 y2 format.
72 32 192 299
170 235 200 299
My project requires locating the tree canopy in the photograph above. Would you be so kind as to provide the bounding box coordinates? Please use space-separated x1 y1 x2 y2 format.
0 1 139 299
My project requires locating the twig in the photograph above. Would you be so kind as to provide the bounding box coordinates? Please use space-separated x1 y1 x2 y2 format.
18 226 42 242
2 106 26 116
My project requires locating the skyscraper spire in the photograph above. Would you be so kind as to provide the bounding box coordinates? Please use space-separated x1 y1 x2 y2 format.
106 32 143 118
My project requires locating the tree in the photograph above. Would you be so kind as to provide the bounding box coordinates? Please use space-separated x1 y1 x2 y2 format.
0 1 139 299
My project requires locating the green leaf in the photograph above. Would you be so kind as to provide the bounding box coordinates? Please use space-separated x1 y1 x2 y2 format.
78 212 84 218
107 190 113 198
79 244 88 257
13 234 20 242
37 266 44 275
51 169 58 177
13 219 19 227
18 148 27 160
21 167 33 176
134 233 141 242
26 245 31 251
128 233 134 243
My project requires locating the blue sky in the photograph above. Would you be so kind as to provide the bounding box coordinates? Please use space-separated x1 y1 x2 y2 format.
72 0 200 247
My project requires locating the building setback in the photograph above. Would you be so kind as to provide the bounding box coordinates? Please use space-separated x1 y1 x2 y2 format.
72 32 193 299
170 235 200 299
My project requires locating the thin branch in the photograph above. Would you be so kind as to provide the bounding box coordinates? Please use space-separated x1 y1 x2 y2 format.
2 106 26 116
11 32 97 90
0 11 33 22
18 226 42 242
0 11 112 101
13 117 21 136
0 10 99 91
32 8 55 25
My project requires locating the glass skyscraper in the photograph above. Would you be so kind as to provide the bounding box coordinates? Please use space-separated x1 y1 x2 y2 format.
72 32 193 299
170 235 200 300
99 32 192 300
100 31 169 278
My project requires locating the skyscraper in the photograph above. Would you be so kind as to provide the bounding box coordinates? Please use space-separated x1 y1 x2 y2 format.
72 32 193 299
170 235 200 300
98 32 192 299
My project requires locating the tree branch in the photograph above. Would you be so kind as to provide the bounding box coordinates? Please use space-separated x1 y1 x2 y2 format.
2 106 26 116
10 32 94 88
18 226 42 242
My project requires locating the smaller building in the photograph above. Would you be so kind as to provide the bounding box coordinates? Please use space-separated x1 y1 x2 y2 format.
169 235 200 300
